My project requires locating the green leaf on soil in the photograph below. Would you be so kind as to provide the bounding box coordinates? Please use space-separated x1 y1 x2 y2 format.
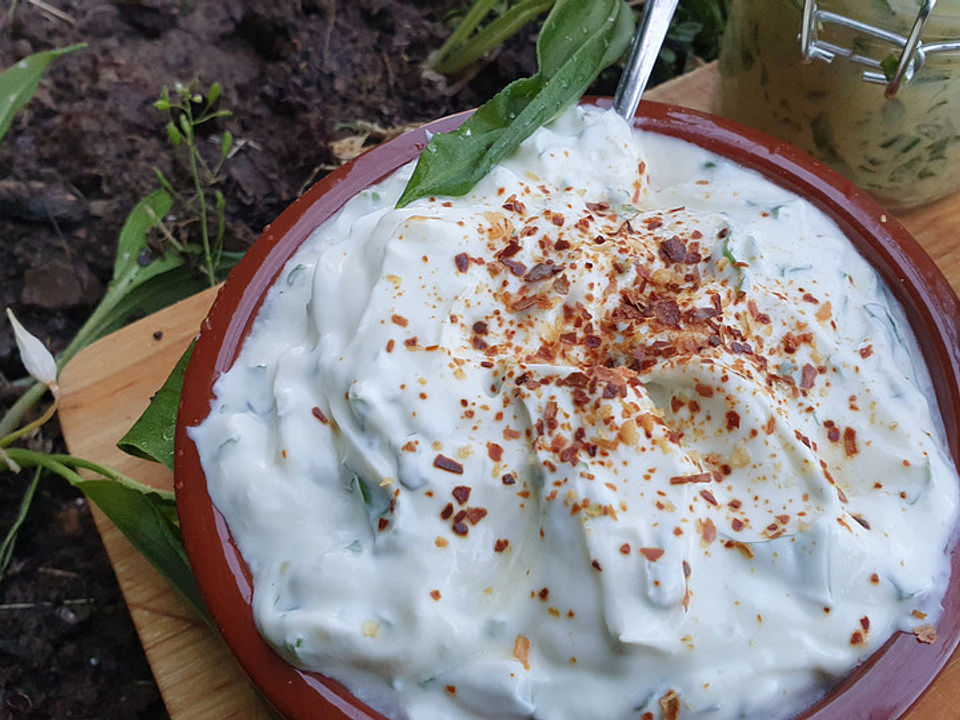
4 448 210 625
397 0 634 207
0 467 41 581
118 342 194 469
0 43 86 144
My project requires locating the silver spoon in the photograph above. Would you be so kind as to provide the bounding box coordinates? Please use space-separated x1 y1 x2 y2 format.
613 0 680 120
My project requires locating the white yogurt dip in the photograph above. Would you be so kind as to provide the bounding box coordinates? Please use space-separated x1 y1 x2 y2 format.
190 106 959 720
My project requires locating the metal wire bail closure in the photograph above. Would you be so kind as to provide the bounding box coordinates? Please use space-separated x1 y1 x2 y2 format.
799 0 952 97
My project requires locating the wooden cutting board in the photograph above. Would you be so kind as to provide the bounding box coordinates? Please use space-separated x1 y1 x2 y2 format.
57 62 960 720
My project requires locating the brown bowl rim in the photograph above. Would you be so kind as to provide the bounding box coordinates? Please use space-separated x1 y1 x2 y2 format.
174 98 960 720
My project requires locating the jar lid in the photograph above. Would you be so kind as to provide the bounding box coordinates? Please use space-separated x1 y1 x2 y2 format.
801 0 960 96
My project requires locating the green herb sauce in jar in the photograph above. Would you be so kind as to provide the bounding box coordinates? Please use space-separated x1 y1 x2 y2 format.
718 0 960 211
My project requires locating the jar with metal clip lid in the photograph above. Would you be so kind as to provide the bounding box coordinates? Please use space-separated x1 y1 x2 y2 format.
717 0 960 211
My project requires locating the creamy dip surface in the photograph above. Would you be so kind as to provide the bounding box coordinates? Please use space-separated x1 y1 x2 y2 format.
190 107 959 720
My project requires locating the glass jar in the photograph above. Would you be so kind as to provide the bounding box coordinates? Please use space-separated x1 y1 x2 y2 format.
717 0 960 211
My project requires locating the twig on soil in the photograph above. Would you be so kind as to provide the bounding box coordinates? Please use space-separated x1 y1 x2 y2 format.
26 0 76 25
0 598 95 611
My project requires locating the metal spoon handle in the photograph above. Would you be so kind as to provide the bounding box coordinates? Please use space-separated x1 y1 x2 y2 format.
613 0 680 120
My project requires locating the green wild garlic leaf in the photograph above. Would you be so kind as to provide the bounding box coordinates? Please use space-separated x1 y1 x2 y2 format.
0 43 86 143
397 0 634 207
118 342 194 469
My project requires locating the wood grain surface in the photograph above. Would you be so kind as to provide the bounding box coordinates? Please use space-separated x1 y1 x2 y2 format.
57 62 960 720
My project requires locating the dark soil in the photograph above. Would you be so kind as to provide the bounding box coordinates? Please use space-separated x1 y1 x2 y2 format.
0 1 626 718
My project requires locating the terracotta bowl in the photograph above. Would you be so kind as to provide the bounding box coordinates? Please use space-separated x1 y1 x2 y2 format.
174 98 960 720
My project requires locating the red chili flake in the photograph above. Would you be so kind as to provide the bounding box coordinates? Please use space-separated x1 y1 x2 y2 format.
378 517 389 531
560 371 589 387
700 489 718 506
466 507 487 525
445 685 457 695
659 236 687 263
763 416 776 435
440 503 454 520
502 473 516 485
502 195 526 214
860 616 870 631
731 518 744 532
659 690 681 720
800 363 817 390
730 341 752 354
524 262 565 282
501 258 527 276
914 624 937 644
391 314 409 327
551 213 565 226
434 454 464 474
639 547 665 562
591 559 603 572
453 509 468 524
802 293 819 304
851 514 870 530
430 589 441 601
471 336 488 350
670 472 714 485
827 426 841 443
452 522 469 536
554 239 571 251
452 485 471 505
454 253 469 272
700 518 717 544
311 406 329 423
403 337 418 347
844 427 859 457
725 411 740 431
682 560 691 578
859 345 874 359
494 538 510 552
644 217 663 230
850 631 865 646
385 339 395 353
586 201 609 212
619 543 631 555
695 383 714 398
691 307 720 320
572 389 591 406
552 275 571 295
870 573 880 585
472 321 489 335
584 335 601 348
487 443 503 462
538 587 549 601
652 299 681 327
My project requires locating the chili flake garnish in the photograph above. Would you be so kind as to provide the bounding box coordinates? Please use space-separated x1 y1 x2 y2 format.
494 539 510 552
670 472 715 485
639 547 665 562
513 635 531 670
311 406 329 423
452 485 471 505
843 427 859 457
659 690 681 720
914 624 937 644
434 454 464 474
454 253 469 272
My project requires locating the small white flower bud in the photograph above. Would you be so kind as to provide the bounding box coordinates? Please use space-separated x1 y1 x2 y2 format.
6 308 58 389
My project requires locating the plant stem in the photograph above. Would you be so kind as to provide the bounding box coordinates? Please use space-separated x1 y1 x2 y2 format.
0 466 41 580
0 382 46 438
0 399 57 448
434 0 555 75
176 101 216 287
426 0 499 71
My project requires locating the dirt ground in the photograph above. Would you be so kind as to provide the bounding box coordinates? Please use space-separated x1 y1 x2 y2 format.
0 1 626 717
